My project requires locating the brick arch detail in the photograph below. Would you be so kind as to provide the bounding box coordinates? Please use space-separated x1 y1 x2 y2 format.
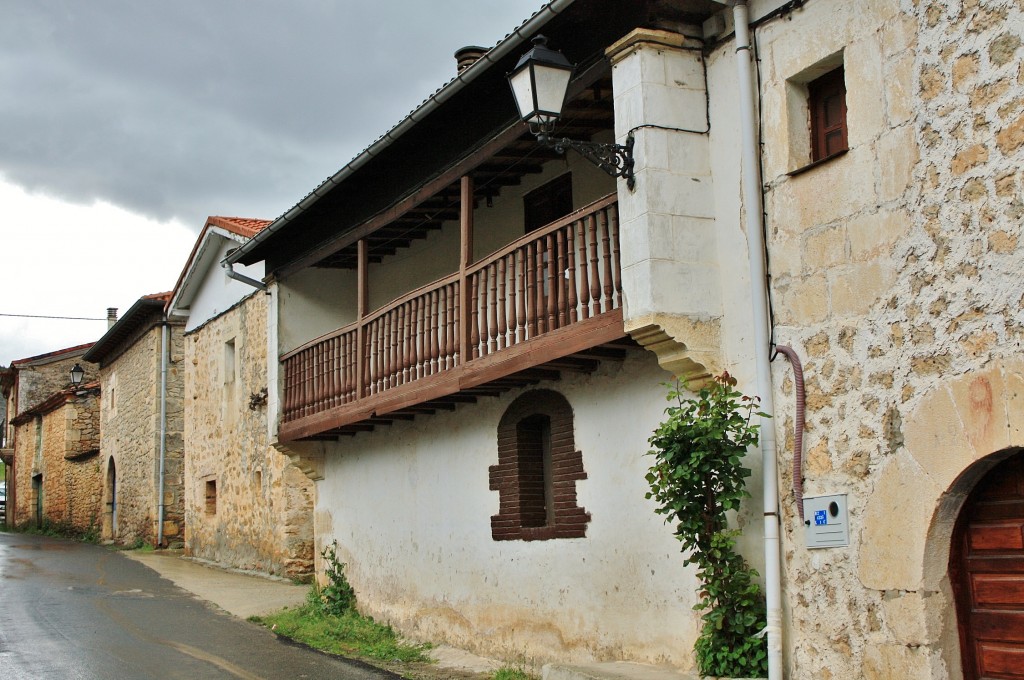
489 389 590 541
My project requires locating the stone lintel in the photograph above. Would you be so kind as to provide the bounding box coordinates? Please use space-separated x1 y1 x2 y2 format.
605 28 703 65
625 313 721 384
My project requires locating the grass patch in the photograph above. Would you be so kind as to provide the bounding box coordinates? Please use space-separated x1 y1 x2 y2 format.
9 518 99 543
256 595 431 663
492 667 537 680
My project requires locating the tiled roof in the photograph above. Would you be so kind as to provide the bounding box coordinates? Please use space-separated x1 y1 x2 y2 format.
206 217 272 239
83 293 176 365
10 381 100 425
11 343 95 367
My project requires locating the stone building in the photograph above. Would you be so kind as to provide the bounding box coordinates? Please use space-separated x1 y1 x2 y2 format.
1 344 97 528
83 293 185 546
221 0 1021 677
167 217 314 578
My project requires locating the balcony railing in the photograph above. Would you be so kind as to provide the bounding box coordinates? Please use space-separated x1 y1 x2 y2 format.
280 193 622 431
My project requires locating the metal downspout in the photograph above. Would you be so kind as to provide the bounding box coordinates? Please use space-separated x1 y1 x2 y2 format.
222 261 267 291
157 319 169 547
733 2 783 678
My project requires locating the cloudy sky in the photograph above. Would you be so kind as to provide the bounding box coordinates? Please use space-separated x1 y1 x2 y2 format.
0 0 545 366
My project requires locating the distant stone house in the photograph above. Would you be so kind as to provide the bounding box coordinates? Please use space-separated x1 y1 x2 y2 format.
2 344 97 528
167 217 314 578
83 293 185 546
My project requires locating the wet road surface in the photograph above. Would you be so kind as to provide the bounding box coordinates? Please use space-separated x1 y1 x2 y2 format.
0 533 395 679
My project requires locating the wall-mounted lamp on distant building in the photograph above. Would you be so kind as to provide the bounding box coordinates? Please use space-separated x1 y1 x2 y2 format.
508 35 635 190
70 363 85 388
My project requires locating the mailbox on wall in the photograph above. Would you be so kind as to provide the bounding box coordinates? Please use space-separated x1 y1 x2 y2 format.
803 494 849 549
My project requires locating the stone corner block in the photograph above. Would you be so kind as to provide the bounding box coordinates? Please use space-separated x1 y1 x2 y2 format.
274 441 325 481
625 313 722 383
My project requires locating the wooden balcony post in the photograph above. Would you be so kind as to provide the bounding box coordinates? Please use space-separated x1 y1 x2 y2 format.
356 238 368 398
459 175 474 363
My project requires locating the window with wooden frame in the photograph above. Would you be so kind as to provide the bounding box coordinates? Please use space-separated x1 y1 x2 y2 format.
489 390 590 541
808 66 848 162
523 173 573 234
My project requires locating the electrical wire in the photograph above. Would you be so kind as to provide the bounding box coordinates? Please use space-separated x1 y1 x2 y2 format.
0 313 107 321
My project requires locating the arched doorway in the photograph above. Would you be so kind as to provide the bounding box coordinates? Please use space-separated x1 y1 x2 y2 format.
950 451 1024 679
104 458 117 540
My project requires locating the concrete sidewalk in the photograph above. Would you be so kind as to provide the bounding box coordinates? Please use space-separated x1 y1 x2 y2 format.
124 549 308 619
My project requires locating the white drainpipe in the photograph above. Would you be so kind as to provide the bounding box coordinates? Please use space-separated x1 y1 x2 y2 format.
157 320 169 546
732 2 783 678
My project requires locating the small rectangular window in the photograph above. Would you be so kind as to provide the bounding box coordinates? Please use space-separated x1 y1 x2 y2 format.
205 480 217 514
809 66 848 162
223 339 236 385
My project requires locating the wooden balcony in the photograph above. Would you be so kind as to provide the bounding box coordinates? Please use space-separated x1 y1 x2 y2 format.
279 194 629 441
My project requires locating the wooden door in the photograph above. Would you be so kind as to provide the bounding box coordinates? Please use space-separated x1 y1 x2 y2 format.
951 453 1024 679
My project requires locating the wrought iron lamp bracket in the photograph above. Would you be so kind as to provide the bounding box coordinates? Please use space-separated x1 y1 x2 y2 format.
535 131 636 190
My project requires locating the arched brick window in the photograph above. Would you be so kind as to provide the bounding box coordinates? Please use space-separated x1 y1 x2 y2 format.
489 390 589 541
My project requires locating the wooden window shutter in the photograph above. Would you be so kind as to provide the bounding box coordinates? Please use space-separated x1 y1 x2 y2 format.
809 66 848 162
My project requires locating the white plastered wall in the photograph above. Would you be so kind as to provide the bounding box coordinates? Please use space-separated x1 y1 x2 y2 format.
315 350 702 668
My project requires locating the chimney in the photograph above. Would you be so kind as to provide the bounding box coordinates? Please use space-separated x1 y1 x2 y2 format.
107 307 118 329
455 46 487 74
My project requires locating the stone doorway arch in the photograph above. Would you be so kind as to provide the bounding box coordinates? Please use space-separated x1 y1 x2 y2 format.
948 450 1024 679
857 359 1024 677
103 456 117 540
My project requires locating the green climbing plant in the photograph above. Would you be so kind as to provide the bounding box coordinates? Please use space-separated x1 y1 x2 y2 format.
645 372 769 678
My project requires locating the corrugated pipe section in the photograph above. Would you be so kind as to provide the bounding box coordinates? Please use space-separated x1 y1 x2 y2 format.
774 345 805 521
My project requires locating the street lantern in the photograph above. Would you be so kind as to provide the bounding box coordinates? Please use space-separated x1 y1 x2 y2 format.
70 363 85 387
508 35 574 132
508 36 635 190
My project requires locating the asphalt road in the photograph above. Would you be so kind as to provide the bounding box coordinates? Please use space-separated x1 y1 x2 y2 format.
0 532 396 679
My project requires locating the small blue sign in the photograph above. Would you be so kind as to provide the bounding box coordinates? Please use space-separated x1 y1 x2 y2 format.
814 510 828 526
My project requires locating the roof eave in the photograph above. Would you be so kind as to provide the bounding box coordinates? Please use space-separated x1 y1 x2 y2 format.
226 0 577 267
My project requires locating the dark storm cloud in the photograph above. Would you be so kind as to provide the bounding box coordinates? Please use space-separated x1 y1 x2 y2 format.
0 0 542 226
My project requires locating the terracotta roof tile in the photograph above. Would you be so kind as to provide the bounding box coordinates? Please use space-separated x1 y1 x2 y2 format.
11 342 95 366
206 217 272 239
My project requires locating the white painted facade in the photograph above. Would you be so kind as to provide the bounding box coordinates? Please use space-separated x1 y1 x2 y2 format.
168 227 266 332
315 350 701 665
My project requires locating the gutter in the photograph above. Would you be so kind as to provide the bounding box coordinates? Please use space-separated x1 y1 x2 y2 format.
222 260 268 291
225 0 577 267
732 2 783 678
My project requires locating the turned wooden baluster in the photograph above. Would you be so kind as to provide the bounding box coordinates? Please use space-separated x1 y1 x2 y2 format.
482 264 493 354
546 233 557 331
309 348 317 414
526 242 537 337
411 299 420 380
610 205 622 309
470 273 481 359
451 284 459 365
534 239 547 334
566 221 578 324
600 208 613 314
588 213 601 317
326 340 334 408
414 296 424 380
556 229 567 328
496 258 507 350
509 250 520 346
385 311 395 388
283 359 292 420
366 323 376 395
577 217 591 320
429 290 439 375
379 315 387 390
338 335 347 403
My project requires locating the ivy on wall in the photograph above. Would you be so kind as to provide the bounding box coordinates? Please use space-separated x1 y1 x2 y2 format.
646 372 769 678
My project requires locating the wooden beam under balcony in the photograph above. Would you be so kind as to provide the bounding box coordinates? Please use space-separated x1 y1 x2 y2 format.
278 309 626 442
